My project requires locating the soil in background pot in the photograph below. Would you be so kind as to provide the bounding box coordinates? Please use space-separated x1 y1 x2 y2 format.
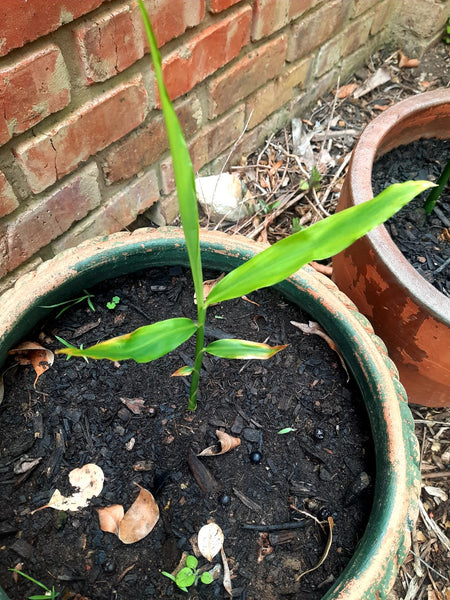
372 137 450 297
0 266 374 600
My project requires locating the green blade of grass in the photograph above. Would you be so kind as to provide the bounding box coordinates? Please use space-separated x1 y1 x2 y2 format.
206 181 434 305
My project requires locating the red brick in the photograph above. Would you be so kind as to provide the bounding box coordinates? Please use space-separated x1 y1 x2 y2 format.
0 0 108 58
316 16 373 76
251 0 289 41
209 35 287 117
371 1 395 36
210 0 242 13
52 168 159 252
74 0 205 84
103 94 202 184
13 76 148 194
0 44 70 146
0 171 18 218
161 6 252 101
160 105 245 193
4 163 101 273
287 0 352 62
246 57 311 127
289 0 317 19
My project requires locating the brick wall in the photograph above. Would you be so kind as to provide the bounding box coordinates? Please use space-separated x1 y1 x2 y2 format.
0 0 446 291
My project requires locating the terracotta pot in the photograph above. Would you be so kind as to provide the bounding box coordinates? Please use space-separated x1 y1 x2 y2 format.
332 89 450 407
0 227 420 599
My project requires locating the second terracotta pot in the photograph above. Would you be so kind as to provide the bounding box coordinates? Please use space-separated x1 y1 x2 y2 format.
333 89 450 407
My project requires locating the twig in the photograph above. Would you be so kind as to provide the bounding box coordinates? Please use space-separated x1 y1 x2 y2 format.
418 499 450 551
421 470 450 479
319 151 352 207
242 521 308 531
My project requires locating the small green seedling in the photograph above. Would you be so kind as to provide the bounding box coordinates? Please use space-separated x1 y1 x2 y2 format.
9 568 59 600
106 296 120 310
162 555 213 592
424 157 450 215
56 1 434 411
278 427 297 434
445 16 450 44
291 217 304 234
299 165 321 191
40 289 95 318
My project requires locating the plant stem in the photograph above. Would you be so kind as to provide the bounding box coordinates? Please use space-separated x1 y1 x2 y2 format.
188 306 207 410
424 157 450 215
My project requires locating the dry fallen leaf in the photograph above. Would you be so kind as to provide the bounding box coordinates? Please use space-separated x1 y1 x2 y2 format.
118 484 160 544
221 547 232 597
336 83 358 99
353 67 391 98
424 485 448 503
99 484 159 544
198 523 224 562
32 464 104 513
398 50 419 68
198 430 241 457
8 342 54 387
98 504 124 535
291 320 349 380
120 397 146 414
257 532 274 563
194 274 225 305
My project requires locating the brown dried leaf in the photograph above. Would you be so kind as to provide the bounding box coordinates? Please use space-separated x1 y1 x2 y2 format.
8 342 54 387
198 523 224 561
221 547 233 597
353 67 391 98
198 430 241 457
32 464 104 513
336 83 358 99
118 484 159 544
398 50 419 68
257 532 274 563
194 274 225 306
121 397 146 414
98 504 124 535
291 320 349 380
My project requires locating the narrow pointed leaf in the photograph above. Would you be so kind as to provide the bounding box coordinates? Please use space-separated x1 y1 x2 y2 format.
56 318 197 363
206 181 434 305
205 338 287 360
171 365 194 377
138 0 203 306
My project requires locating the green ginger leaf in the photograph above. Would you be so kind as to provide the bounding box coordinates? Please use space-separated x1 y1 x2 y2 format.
56 318 197 363
206 181 434 305
205 339 287 360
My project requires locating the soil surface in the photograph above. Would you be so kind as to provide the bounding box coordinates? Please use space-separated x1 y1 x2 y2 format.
372 137 450 297
0 267 374 600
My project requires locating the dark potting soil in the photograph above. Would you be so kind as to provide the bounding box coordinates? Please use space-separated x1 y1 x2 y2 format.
372 137 450 297
0 266 375 600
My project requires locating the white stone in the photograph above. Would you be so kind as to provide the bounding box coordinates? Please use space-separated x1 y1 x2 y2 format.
196 172 247 223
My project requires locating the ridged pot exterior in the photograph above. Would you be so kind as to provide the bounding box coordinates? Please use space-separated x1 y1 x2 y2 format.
333 89 450 407
0 227 420 599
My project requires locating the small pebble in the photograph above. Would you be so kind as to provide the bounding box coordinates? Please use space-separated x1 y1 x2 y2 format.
249 451 262 464
314 428 325 441
103 560 116 573
219 493 230 506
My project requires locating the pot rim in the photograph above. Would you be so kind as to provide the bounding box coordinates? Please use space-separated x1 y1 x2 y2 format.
346 88 450 324
0 227 420 600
